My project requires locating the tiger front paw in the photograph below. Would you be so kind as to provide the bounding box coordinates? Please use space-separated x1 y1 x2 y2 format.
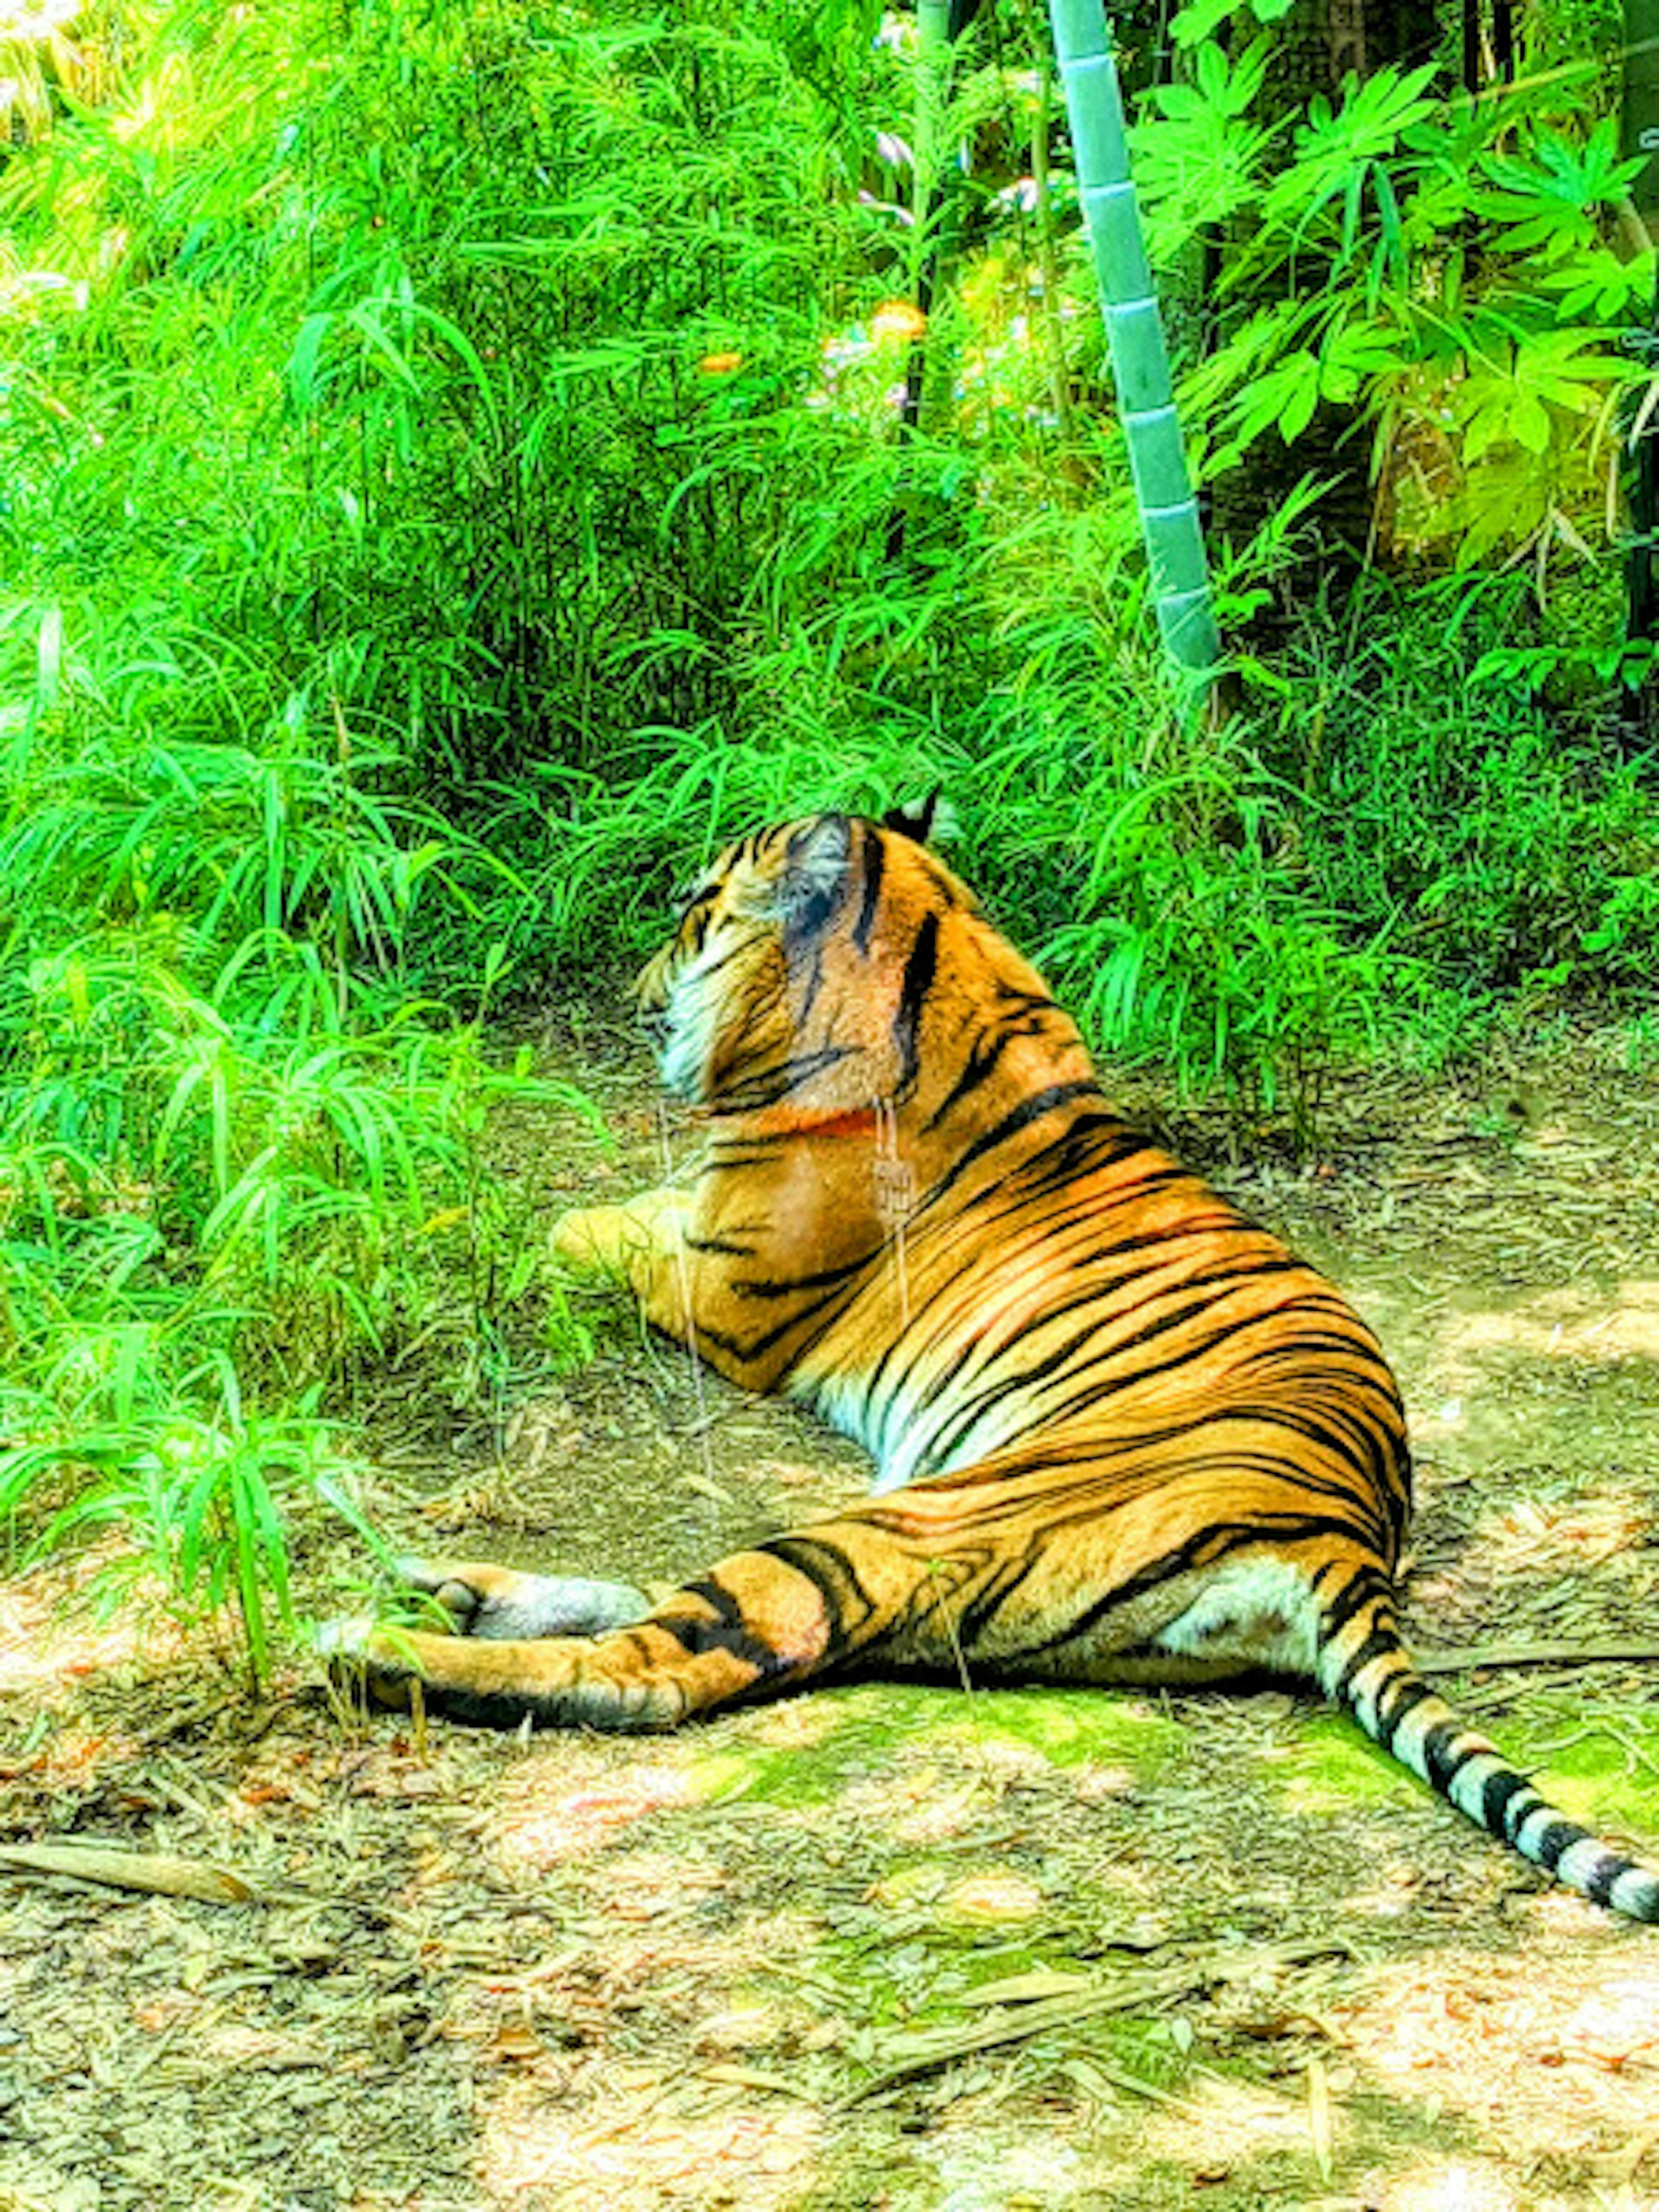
550 1201 630 1276
551 1191 690 1277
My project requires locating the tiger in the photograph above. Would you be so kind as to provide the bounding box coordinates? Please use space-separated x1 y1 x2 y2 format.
341 804 1659 1923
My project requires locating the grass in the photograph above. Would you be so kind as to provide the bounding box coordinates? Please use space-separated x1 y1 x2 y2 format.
0 613 605 1683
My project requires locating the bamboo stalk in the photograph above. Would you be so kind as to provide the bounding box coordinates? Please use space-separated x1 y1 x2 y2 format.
1047 0 1221 680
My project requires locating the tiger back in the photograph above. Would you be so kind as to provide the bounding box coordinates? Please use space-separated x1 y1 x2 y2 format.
343 809 1659 1924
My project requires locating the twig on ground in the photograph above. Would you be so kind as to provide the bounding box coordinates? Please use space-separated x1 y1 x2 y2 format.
1414 1637 1659 1676
0 1840 258 1904
842 1936 1349 2105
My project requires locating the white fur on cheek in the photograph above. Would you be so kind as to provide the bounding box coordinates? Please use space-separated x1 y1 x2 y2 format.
658 935 737 1101
658 981 712 1098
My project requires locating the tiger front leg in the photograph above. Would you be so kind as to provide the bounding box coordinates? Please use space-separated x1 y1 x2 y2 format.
552 1186 701 1341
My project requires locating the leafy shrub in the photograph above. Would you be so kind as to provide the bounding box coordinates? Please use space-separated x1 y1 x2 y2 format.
0 597 601 1681
1271 578 1659 990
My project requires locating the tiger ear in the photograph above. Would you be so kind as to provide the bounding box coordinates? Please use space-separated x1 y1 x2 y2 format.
881 791 956 845
753 811 852 936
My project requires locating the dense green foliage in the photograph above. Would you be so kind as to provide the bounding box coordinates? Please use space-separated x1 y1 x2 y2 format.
2 0 1655 1664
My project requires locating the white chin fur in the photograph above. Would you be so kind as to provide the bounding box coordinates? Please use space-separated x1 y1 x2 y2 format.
658 954 723 1101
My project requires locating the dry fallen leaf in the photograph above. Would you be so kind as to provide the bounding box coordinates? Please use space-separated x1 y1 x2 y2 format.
1560 1979 1659 2071
0 1841 256 1905
958 1969 1095 2007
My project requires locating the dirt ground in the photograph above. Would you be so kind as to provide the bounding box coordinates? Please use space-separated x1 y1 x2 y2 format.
3 1023 1658 2212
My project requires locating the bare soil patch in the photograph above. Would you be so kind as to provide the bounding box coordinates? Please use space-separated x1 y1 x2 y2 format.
3 1025 1657 2211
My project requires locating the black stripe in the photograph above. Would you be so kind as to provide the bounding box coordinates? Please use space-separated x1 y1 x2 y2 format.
953 1554 1041 1648
893 911 940 1092
1483 1767 1536 1838
712 1042 856 1112
1583 1852 1632 1907
1333 1623 1402 1699
853 822 886 953
1420 1718 1482 1793
920 1003 1073 1134
696 1277 861 1361
1318 1567 1392 1638
920 1081 1106 1212
911 1262 1316 1472
1376 1675 1435 1739
652 1578 792 1678
759 1532 881 1640
1530 1818 1586 1870
1039 1518 1282 1650
703 1144 793 1170
688 936 760 988
1013 1122 1166 1198
731 1252 880 1300
922 1020 1020 1133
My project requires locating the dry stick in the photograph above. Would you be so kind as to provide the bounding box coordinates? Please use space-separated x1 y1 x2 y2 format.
0 1841 257 1904
1413 1637 1659 1676
842 1936 1348 2105
656 1102 720 1505
873 1095 914 1329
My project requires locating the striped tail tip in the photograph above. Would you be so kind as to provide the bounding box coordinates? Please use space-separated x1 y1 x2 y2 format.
1319 1593 1659 1925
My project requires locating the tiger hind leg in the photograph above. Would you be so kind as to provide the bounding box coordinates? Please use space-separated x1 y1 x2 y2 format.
337 1497 1322 1732
336 1536 852 1732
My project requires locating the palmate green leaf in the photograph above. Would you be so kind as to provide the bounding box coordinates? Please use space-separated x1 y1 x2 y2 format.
1268 62 1440 224
1169 0 1293 46
1538 246 1656 323
1477 121 1646 256
1226 350 1320 446
1453 328 1633 464
1318 320 1408 404
1134 37 1274 257
1449 448 1554 568
1168 0 1234 42
1508 393 1551 458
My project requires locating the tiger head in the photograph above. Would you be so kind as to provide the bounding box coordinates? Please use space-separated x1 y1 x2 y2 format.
634 807 983 1118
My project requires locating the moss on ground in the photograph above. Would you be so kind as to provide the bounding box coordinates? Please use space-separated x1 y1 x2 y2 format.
685 1682 1190 1811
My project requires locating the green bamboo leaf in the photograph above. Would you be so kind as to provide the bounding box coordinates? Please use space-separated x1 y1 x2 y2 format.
228 1460 270 1686
286 314 334 412
343 300 423 391
403 303 503 438
34 604 63 718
